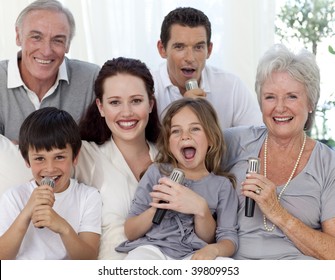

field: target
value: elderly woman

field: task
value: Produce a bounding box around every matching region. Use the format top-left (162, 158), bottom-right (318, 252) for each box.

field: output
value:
top-left (223, 44), bottom-right (335, 259)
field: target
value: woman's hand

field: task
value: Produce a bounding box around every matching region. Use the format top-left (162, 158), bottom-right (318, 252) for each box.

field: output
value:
top-left (241, 173), bottom-right (283, 220)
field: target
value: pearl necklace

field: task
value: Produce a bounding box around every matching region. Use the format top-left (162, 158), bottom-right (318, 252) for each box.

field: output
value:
top-left (263, 133), bottom-right (307, 232)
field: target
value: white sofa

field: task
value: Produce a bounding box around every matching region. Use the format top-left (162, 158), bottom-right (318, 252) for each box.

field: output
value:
top-left (0, 135), bottom-right (32, 197)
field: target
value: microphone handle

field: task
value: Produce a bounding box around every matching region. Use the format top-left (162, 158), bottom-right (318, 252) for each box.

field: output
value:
top-left (152, 168), bottom-right (185, 225)
top-left (38, 177), bottom-right (55, 228)
top-left (245, 158), bottom-right (260, 217)
top-left (245, 197), bottom-right (255, 217)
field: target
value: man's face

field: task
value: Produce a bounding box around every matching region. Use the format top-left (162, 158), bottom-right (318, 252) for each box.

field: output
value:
top-left (158, 24), bottom-right (212, 93)
top-left (16, 9), bottom-right (71, 86)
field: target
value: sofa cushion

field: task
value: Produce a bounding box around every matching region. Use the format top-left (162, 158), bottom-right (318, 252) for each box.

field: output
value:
top-left (0, 135), bottom-right (32, 197)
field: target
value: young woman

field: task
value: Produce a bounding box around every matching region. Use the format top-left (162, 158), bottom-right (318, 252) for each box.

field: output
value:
top-left (74, 57), bottom-right (161, 259)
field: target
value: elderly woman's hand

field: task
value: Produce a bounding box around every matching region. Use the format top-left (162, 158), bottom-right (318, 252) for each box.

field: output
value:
top-left (241, 173), bottom-right (283, 220)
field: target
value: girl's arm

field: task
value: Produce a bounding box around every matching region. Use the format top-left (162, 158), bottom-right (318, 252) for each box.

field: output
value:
top-left (124, 207), bottom-right (156, 241)
top-left (193, 196), bottom-right (216, 243)
top-left (191, 239), bottom-right (236, 260)
top-left (150, 177), bottom-right (216, 243)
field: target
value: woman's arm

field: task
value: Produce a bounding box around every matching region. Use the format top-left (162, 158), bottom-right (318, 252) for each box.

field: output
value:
top-left (243, 173), bottom-right (335, 259)
top-left (274, 208), bottom-right (335, 259)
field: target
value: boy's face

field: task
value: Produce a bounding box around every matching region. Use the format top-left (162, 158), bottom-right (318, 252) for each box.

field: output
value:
top-left (26, 144), bottom-right (78, 192)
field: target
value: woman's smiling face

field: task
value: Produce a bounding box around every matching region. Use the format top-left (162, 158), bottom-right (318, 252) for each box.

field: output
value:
top-left (96, 73), bottom-right (153, 144)
top-left (261, 71), bottom-right (311, 140)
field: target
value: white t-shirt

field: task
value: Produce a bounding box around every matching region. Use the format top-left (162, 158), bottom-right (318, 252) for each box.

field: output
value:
top-left (0, 179), bottom-right (102, 260)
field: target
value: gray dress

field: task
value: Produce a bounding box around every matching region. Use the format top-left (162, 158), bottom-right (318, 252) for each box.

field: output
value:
top-left (223, 126), bottom-right (335, 260)
top-left (116, 163), bottom-right (238, 259)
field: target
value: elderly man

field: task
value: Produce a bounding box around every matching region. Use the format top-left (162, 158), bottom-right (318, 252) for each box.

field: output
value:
top-left (0, 0), bottom-right (100, 142)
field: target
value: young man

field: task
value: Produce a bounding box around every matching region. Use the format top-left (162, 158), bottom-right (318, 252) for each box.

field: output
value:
top-left (152, 7), bottom-right (263, 128)
top-left (0, 0), bottom-right (100, 142)
top-left (0, 107), bottom-right (102, 259)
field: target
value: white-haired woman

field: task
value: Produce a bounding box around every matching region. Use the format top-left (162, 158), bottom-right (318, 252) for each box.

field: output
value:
top-left (223, 44), bottom-right (335, 260)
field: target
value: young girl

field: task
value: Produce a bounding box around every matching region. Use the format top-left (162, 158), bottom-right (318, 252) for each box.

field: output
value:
top-left (116, 98), bottom-right (238, 260)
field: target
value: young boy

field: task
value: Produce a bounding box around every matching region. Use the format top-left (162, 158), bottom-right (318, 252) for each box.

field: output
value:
top-left (0, 107), bottom-right (102, 259)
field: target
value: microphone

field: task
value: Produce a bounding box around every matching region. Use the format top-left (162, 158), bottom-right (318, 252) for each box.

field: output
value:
top-left (38, 177), bottom-right (55, 228)
top-left (185, 78), bottom-right (198, 91)
top-left (152, 168), bottom-right (185, 225)
top-left (245, 157), bottom-right (260, 217)
top-left (41, 177), bottom-right (55, 188)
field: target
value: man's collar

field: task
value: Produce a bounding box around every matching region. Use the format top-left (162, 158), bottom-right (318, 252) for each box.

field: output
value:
top-left (7, 51), bottom-right (69, 89)
top-left (58, 57), bottom-right (69, 83)
top-left (160, 62), bottom-right (210, 93)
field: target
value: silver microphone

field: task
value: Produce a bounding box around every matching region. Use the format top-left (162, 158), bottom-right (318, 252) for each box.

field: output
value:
top-left (152, 168), bottom-right (185, 225)
top-left (41, 177), bottom-right (55, 188)
top-left (38, 177), bottom-right (55, 229)
top-left (245, 157), bottom-right (260, 217)
top-left (185, 78), bottom-right (198, 91)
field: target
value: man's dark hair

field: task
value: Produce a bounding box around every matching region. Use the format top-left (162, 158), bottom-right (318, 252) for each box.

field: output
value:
top-left (160, 7), bottom-right (212, 49)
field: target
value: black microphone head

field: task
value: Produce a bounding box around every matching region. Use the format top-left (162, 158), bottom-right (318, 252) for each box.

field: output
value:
top-left (41, 177), bottom-right (55, 188)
